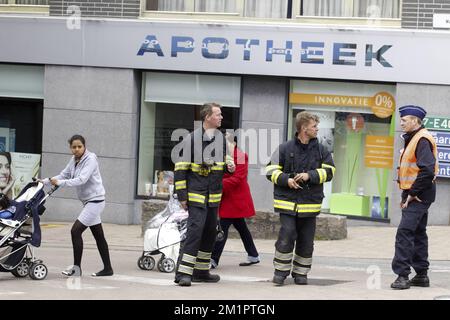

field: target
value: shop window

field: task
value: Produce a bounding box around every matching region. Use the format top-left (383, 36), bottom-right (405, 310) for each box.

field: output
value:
top-left (0, 99), bottom-right (43, 154)
top-left (289, 80), bottom-right (396, 221)
top-left (300, 0), bottom-right (400, 18)
top-left (137, 72), bottom-right (241, 198)
top-left (144, 0), bottom-right (289, 18)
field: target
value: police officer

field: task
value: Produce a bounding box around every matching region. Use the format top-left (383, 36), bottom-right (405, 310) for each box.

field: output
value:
top-left (391, 105), bottom-right (438, 290)
top-left (173, 102), bottom-right (235, 287)
top-left (266, 111), bottom-right (335, 286)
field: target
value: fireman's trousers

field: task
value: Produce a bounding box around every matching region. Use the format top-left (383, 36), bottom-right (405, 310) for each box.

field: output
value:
top-left (273, 213), bottom-right (316, 277)
top-left (176, 205), bottom-right (218, 277)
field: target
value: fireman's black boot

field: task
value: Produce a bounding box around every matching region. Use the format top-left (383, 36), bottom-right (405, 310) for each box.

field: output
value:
top-left (410, 274), bottom-right (430, 287)
top-left (272, 275), bottom-right (286, 286)
top-left (192, 269), bottom-right (220, 283)
top-left (294, 274), bottom-right (308, 285)
top-left (177, 274), bottom-right (192, 287)
top-left (390, 275), bottom-right (410, 290)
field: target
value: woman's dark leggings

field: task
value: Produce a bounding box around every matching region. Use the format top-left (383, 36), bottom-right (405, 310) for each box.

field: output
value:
top-left (71, 220), bottom-right (112, 270)
top-left (211, 218), bottom-right (259, 264)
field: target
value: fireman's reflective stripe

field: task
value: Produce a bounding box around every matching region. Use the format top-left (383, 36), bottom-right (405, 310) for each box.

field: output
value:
top-left (275, 250), bottom-right (293, 261)
top-left (321, 163), bottom-right (336, 176)
top-left (194, 261), bottom-right (210, 270)
top-left (181, 253), bottom-right (197, 265)
top-left (274, 261), bottom-right (292, 271)
top-left (292, 265), bottom-right (310, 275)
top-left (175, 162), bottom-right (191, 171)
top-left (274, 199), bottom-right (295, 211)
top-left (197, 251), bottom-right (211, 260)
top-left (297, 204), bottom-right (321, 213)
top-left (208, 193), bottom-right (222, 203)
top-left (175, 180), bottom-right (187, 190)
top-left (271, 171), bottom-right (283, 184)
top-left (211, 164), bottom-right (224, 171)
top-left (178, 264), bottom-right (194, 275)
top-left (294, 254), bottom-right (313, 266)
top-left (316, 168), bottom-right (327, 184)
top-left (266, 165), bottom-right (283, 174)
top-left (188, 193), bottom-right (206, 204)
top-left (190, 163), bottom-right (202, 172)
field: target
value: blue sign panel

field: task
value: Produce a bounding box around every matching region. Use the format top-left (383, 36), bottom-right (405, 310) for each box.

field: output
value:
top-left (437, 147), bottom-right (450, 164)
top-left (437, 162), bottom-right (450, 178)
top-left (429, 131), bottom-right (450, 147)
top-left (429, 130), bottom-right (450, 178)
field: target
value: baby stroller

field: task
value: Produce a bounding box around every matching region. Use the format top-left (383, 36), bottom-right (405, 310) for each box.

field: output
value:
top-left (137, 194), bottom-right (188, 273)
top-left (0, 181), bottom-right (58, 280)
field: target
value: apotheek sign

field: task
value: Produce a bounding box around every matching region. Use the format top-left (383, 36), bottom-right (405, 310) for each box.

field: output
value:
top-left (424, 116), bottom-right (450, 178)
top-left (1, 17), bottom-right (450, 85)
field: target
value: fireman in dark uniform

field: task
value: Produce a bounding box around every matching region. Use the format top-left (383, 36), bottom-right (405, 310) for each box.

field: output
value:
top-left (266, 111), bottom-right (335, 286)
top-left (391, 105), bottom-right (438, 290)
top-left (173, 102), bottom-right (235, 287)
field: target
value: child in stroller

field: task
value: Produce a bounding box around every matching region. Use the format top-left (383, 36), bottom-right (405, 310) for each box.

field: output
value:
top-left (0, 181), bottom-right (58, 280)
top-left (138, 194), bottom-right (188, 273)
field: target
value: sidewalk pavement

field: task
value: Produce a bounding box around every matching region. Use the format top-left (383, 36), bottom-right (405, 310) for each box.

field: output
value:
top-left (40, 222), bottom-right (450, 261)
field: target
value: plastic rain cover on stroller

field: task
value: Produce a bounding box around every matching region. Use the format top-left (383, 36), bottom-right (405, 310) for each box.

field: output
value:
top-left (137, 194), bottom-right (188, 273)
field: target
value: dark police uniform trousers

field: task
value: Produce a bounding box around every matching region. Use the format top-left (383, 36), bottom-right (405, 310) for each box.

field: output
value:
top-left (392, 200), bottom-right (431, 277)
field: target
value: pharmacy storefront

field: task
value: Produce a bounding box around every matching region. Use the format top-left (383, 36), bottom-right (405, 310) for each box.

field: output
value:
top-left (1, 17), bottom-right (450, 225)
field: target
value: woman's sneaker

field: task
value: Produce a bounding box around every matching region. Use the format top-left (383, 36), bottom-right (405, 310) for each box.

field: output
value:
top-left (62, 265), bottom-right (82, 277)
top-left (91, 268), bottom-right (114, 277)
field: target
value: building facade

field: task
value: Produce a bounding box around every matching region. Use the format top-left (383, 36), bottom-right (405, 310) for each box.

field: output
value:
top-left (1, 0), bottom-right (450, 226)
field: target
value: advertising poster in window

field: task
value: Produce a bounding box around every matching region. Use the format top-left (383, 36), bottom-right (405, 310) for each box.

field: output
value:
top-left (0, 152), bottom-right (41, 199)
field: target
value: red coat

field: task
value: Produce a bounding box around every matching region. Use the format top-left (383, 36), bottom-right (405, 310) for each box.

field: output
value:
top-left (219, 147), bottom-right (256, 219)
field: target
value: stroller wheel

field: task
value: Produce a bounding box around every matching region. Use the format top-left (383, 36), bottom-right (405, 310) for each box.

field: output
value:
top-left (11, 261), bottom-right (30, 278)
top-left (160, 258), bottom-right (175, 273)
top-left (29, 263), bottom-right (48, 280)
top-left (138, 256), bottom-right (155, 271)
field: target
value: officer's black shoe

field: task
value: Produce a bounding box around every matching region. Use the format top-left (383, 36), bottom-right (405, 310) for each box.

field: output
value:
top-left (294, 274), bottom-right (308, 285)
top-left (192, 270), bottom-right (220, 283)
top-left (178, 275), bottom-right (192, 287)
top-left (272, 275), bottom-right (286, 286)
top-left (410, 274), bottom-right (430, 287)
top-left (390, 276), bottom-right (410, 290)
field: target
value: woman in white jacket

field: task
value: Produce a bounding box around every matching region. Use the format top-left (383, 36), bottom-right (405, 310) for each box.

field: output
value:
top-left (43, 135), bottom-right (113, 277)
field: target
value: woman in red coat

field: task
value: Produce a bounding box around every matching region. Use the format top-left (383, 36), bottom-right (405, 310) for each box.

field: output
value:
top-left (211, 133), bottom-right (260, 268)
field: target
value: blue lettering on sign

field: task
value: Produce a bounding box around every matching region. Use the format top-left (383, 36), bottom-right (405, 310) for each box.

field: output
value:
top-left (429, 131), bottom-right (450, 147)
top-left (365, 45), bottom-right (393, 68)
top-left (437, 162), bottom-right (450, 178)
top-left (137, 35), bottom-right (393, 68)
top-left (137, 35), bottom-right (164, 56)
top-left (235, 39), bottom-right (260, 61)
top-left (171, 36), bottom-right (195, 57)
top-left (202, 37), bottom-right (229, 59)
top-left (266, 40), bottom-right (293, 63)
top-left (301, 41), bottom-right (324, 64)
top-left (333, 43), bottom-right (357, 66)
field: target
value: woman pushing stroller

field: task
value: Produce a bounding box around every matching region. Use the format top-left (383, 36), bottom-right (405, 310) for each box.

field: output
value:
top-left (39, 135), bottom-right (113, 277)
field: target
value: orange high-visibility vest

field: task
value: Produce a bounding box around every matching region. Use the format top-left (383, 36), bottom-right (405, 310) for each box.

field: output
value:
top-left (398, 128), bottom-right (439, 190)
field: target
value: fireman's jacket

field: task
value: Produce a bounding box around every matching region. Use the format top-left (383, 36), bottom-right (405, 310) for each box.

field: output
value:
top-left (174, 127), bottom-right (232, 208)
top-left (266, 135), bottom-right (335, 217)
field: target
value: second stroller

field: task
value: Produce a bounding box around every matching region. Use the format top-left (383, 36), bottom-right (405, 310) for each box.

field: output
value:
top-left (137, 194), bottom-right (188, 273)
